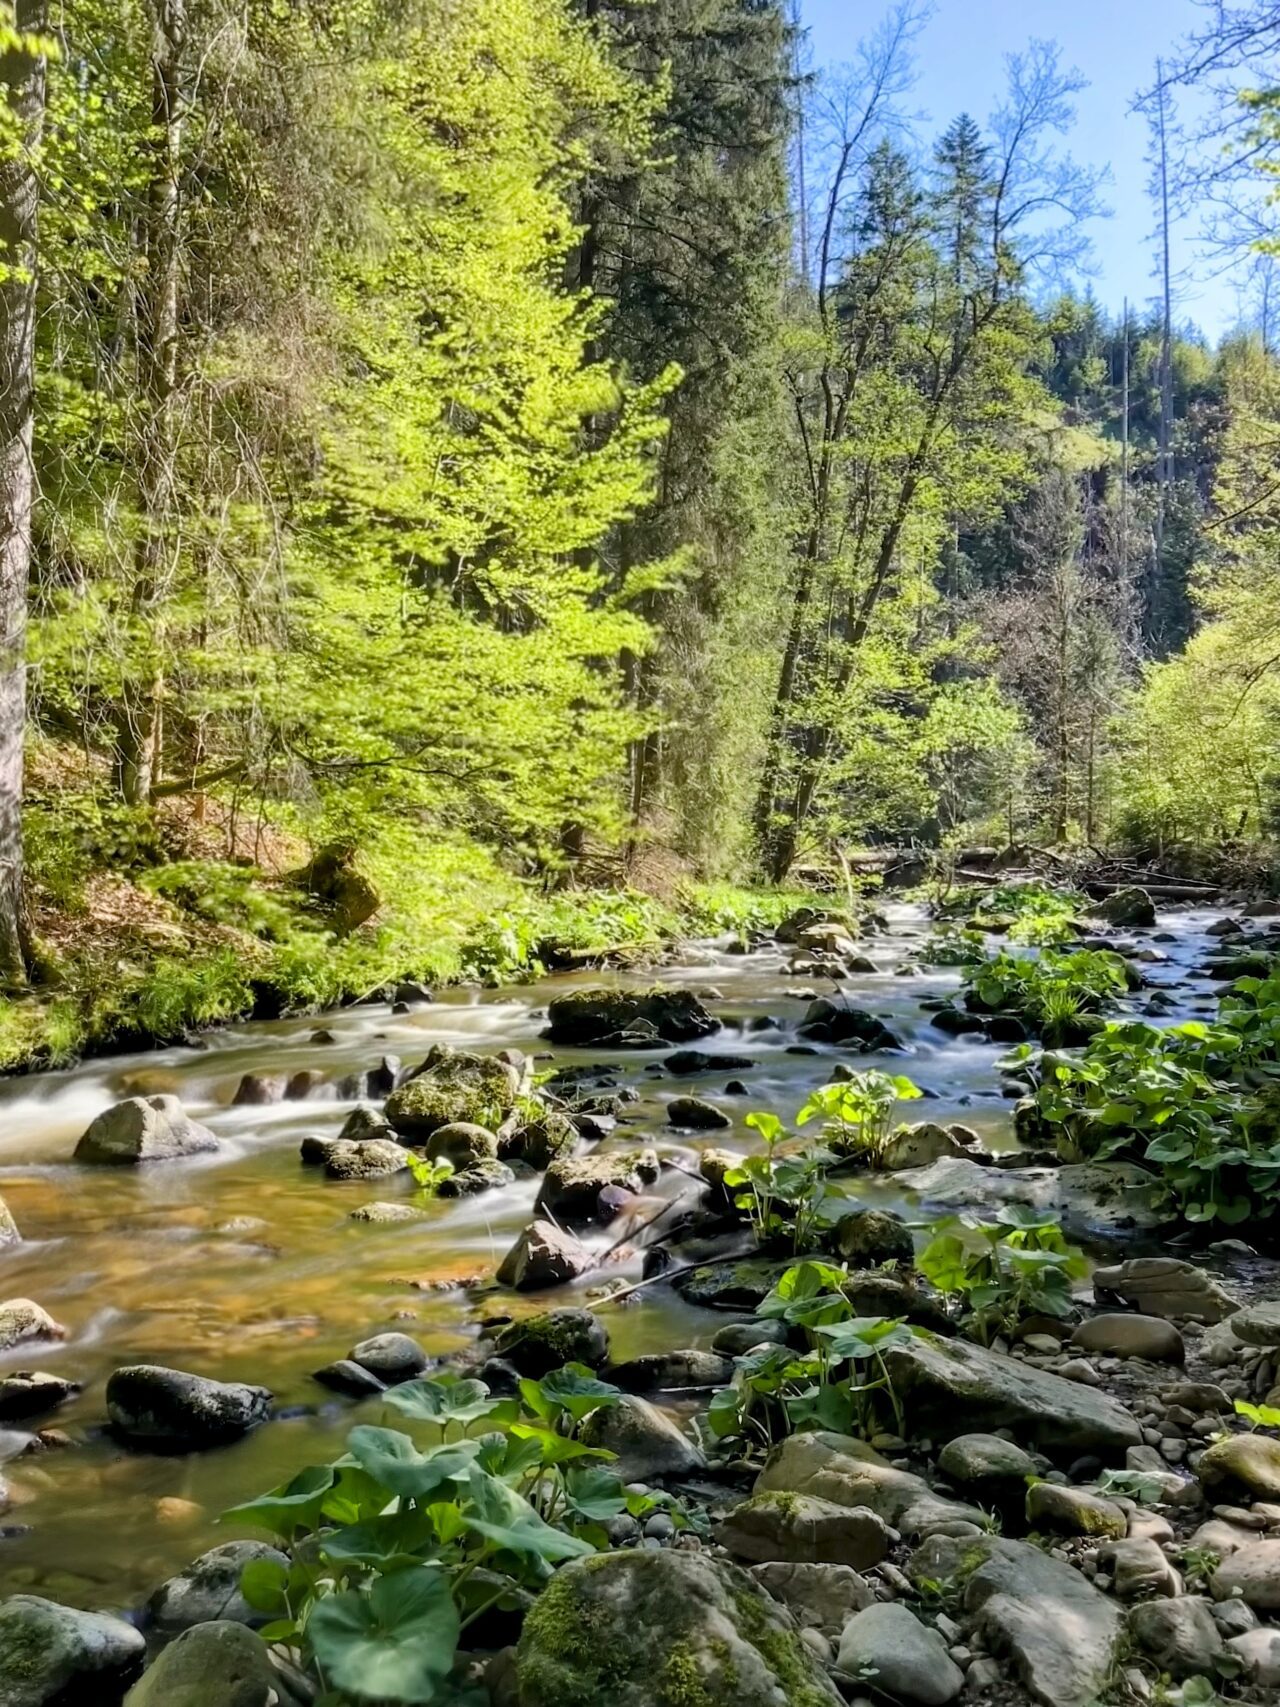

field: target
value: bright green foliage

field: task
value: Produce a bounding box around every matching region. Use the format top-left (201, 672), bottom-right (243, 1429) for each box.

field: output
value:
top-left (963, 947), bottom-right (1129, 1029)
top-left (795, 1074), bottom-right (923, 1166)
top-left (227, 1365), bottom-right (701, 1704)
top-left (1236, 1398), bottom-right (1280, 1430)
top-left (706, 1261), bottom-right (912, 1451)
top-left (916, 1207), bottom-right (1086, 1344)
top-left (724, 1111), bottom-right (849, 1253)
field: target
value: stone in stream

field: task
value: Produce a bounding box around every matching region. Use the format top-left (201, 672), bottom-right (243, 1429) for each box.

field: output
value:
top-left (711, 1318), bottom-right (790, 1356)
top-left (797, 998), bottom-right (903, 1050)
top-left (665, 1096), bottom-right (730, 1130)
top-left (323, 1137), bottom-right (414, 1179)
top-left (74, 1095), bottom-right (219, 1164)
top-left (1092, 1255), bottom-right (1239, 1323)
top-left (893, 1155), bottom-right (1163, 1240)
top-left (836, 1602), bottom-right (964, 1706)
top-left (437, 1159), bottom-right (515, 1195)
top-left (0, 1195), bottom-right (18, 1247)
top-left (665, 1048), bottom-right (756, 1075)
top-left (349, 1331), bottom-right (429, 1384)
top-left (384, 1048), bottom-right (520, 1139)
top-left (423, 1121), bottom-right (498, 1167)
top-left (882, 1122), bottom-right (979, 1171)
top-left (106, 1365), bottom-right (272, 1450)
top-left (492, 1308), bottom-right (609, 1376)
top-left (230, 1072), bottom-right (285, 1106)
top-left (495, 1219), bottom-right (594, 1291)
top-left (881, 1333), bottom-right (1141, 1458)
top-left (501, 1111), bottom-right (578, 1170)
top-left (578, 1394), bottom-right (705, 1482)
top-left (832, 1207), bottom-right (915, 1266)
top-left (1093, 885), bottom-right (1157, 927)
top-left (513, 1549), bottom-right (841, 1707)
top-left (608, 1349), bottom-right (733, 1393)
top-left (534, 1150), bottom-right (660, 1225)
top-left (0, 1371), bottom-right (78, 1422)
top-left (312, 1358), bottom-right (387, 1398)
top-left (671, 1258), bottom-right (949, 1330)
top-left (1024, 1481), bottom-right (1127, 1540)
top-left (719, 1491), bottom-right (892, 1570)
top-left (545, 987), bottom-right (720, 1048)
top-left (336, 1102), bottom-right (395, 1143)
top-left (347, 1200), bottom-right (424, 1223)
top-left (0, 1300), bottom-right (66, 1354)
top-left (1070, 1313), bottom-right (1186, 1362)
top-left (148, 1540), bottom-right (289, 1635)
top-left (0, 1595), bottom-right (146, 1706)
top-left (124, 1621), bottom-right (277, 1707)
top-left (911, 1534), bottom-right (1123, 1707)
top-left (755, 1433), bottom-right (986, 1538)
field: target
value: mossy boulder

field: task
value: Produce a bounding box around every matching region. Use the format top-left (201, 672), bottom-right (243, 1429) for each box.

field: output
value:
top-left (0, 1595), bottom-right (145, 1706)
top-left (513, 1549), bottom-right (842, 1707)
top-left (718, 1490), bottom-right (891, 1570)
top-left (1094, 885), bottom-right (1156, 928)
top-left (1024, 1481), bottom-right (1127, 1540)
top-left (534, 1149), bottom-right (660, 1224)
top-left (1199, 1432), bottom-right (1280, 1502)
top-left (0, 1299), bottom-right (66, 1354)
top-left (424, 1122), bottom-right (499, 1168)
top-left (124, 1621), bottom-right (276, 1707)
top-left (437, 1159), bottom-right (515, 1196)
top-left (384, 1049), bottom-right (519, 1139)
top-left (494, 1308), bottom-right (609, 1376)
top-left (504, 1112), bottom-right (579, 1171)
top-left (545, 987), bottom-right (720, 1048)
top-left (832, 1207), bottom-right (914, 1267)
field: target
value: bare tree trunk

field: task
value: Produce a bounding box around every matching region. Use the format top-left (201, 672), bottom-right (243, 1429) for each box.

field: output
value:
top-left (118, 0), bottom-right (185, 805)
top-left (0, 0), bottom-right (48, 982)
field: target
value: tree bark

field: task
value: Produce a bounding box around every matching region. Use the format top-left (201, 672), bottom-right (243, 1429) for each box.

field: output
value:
top-left (0, 0), bottom-right (48, 982)
top-left (118, 0), bottom-right (185, 805)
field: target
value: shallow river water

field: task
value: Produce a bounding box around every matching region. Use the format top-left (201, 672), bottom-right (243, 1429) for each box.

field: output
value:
top-left (0, 902), bottom-right (1229, 1611)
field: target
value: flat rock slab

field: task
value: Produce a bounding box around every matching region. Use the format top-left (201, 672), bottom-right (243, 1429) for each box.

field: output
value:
top-left (892, 1156), bottom-right (1162, 1239)
top-left (883, 1332), bottom-right (1141, 1460)
top-left (755, 1431), bottom-right (986, 1537)
top-left (1092, 1256), bottom-right (1239, 1324)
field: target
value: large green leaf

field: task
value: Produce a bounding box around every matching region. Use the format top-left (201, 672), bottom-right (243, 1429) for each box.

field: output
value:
top-left (384, 1376), bottom-right (499, 1427)
top-left (223, 1464), bottom-right (340, 1537)
top-left (308, 1567), bottom-right (460, 1704)
top-left (461, 1470), bottom-right (596, 1562)
top-left (347, 1427), bottom-right (479, 1501)
top-left (520, 1365), bottom-right (621, 1425)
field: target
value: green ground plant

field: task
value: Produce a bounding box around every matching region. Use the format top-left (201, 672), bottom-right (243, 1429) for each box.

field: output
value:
top-left (963, 946), bottom-right (1129, 1030)
top-left (915, 1206), bottom-right (1087, 1343)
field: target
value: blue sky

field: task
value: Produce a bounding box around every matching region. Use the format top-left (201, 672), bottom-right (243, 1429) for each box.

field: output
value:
top-left (800, 0), bottom-right (1241, 341)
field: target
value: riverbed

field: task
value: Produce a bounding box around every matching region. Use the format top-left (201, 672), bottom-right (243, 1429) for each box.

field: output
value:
top-left (0, 901), bottom-right (1231, 1611)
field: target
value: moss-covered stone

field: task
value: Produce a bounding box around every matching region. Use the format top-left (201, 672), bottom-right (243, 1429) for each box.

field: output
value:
top-left (384, 1050), bottom-right (518, 1138)
top-left (514, 1550), bottom-right (841, 1707)
top-left (494, 1307), bottom-right (609, 1376)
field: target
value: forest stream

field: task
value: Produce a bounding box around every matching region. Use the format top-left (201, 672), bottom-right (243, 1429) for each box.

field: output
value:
top-left (0, 899), bottom-right (1255, 1616)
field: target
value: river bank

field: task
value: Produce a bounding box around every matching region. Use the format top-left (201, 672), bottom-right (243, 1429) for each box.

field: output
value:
top-left (1, 891), bottom-right (1280, 1705)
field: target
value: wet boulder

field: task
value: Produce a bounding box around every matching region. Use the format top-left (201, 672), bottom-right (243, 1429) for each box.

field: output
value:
top-left (534, 1150), bottom-right (660, 1226)
top-left (666, 1096), bottom-right (730, 1130)
top-left (230, 1073), bottom-right (284, 1107)
top-left (74, 1095), bottom-right (219, 1165)
top-left (665, 1048), bottom-right (755, 1075)
top-left (578, 1394), bottom-right (704, 1483)
top-left (798, 997), bottom-right (902, 1050)
top-left (502, 1111), bottom-right (578, 1171)
top-left (437, 1159), bottom-right (515, 1195)
top-left (882, 1122), bottom-right (978, 1171)
top-left (832, 1207), bottom-right (915, 1267)
top-left (514, 1550), bottom-right (841, 1707)
top-left (148, 1540), bottom-right (289, 1635)
top-left (1093, 885), bottom-right (1156, 927)
top-left (0, 1300), bottom-right (66, 1354)
top-left (322, 1138), bottom-right (413, 1180)
top-left (495, 1220), bottom-right (594, 1291)
top-left (424, 1122), bottom-right (498, 1168)
top-left (0, 1595), bottom-right (145, 1705)
top-left (384, 1048), bottom-right (519, 1139)
top-left (124, 1620), bottom-right (277, 1707)
top-left (106, 1366), bottom-right (272, 1450)
top-left (311, 1359), bottom-right (386, 1398)
top-left (349, 1331), bottom-right (429, 1384)
top-left (545, 987), bottom-right (719, 1047)
top-left (0, 1371), bottom-right (78, 1422)
top-left (336, 1103), bottom-right (396, 1143)
top-left (493, 1307), bottom-right (609, 1376)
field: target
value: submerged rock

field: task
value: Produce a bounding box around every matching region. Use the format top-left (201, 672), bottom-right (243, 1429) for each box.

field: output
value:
top-left (0, 1595), bottom-right (145, 1706)
top-left (437, 1159), bottom-right (515, 1195)
top-left (106, 1365), bottom-right (272, 1450)
top-left (798, 998), bottom-right (902, 1051)
top-left (514, 1549), bottom-right (841, 1707)
top-left (882, 1332), bottom-right (1141, 1458)
top-left (74, 1095), bottom-right (219, 1164)
top-left (148, 1541), bottom-right (289, 1635)
top-left (0, 1372), bottom-right (78, 1422)
top-left (545, 987), bottom-right (719, 1047)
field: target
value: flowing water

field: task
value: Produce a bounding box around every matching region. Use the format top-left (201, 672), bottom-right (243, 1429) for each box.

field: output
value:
top-left (0, 902), bottom-right (1228, 1612)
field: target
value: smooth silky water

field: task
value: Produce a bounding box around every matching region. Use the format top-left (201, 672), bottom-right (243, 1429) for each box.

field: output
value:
top-left (0, 903), bottom-right (1223, 1609)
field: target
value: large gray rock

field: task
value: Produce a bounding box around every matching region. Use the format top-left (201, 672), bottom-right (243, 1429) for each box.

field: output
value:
top-left (106, 1366), bottom-right (272, 1450)
top-left (1211, 1539), bottom-right (1280, 1610)
top-left (1199, 1431), bottom-right (1280, 1501)
top-left (384, 1049), bottom-right (519, 1139)
top-left (892, 1156), bottom-right (1163, 1240)
top-left (719, 1492), bottom-right (891, 1570)
top-left (1127, 1598), bottom-right (1227, 1680)
top-left (836, 1603), bottom-right (963, 1705)
top-left (1070, 1313), bottom-right (1185, 1363)
top-left (755, 1432), bottom-right (986, 1537)
top-left (74, 1095), bottom-right (219, 1164)
top-left (148, 1541), bottom-right (288, 1635)
top-left (124, 1621), bottom-right (276, 1707)
top-left (495, 1220), bottom-right (593, 1291)
top-left (1094, 886), bottom-right (1156, 927)
top-left (1091, 1256), bottom-right (1238, 1324)
top-left (578, 1395), bottom-right (704, 1483)
top-left (0, 1301), bottom-right (66, 1354)
top-left (931, 1536), bottom-right (1123, 1707)
top-left (883, 1332), bottom-right (1140, 1459)
top-left (749, 1561), bottom-right (875, 1635)
top-left (545, 988), bottom-right (719, 1047)
top-left (514, 1549), bottom-right (840, 1706)
top-left (0, 1595), bottom-right (145, 1706)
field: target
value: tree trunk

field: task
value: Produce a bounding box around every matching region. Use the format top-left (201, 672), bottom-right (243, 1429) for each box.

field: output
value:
top-left (0, 0), bottom-right (48, 982)
top-left (118, 0), bottom-right (185, 805)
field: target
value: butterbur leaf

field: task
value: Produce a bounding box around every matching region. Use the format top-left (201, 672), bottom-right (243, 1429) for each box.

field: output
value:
top-left (384, 1376), bottom-right (496, 1427)
top-left (707, 1385), bottom-right (743, 1439)
top-left (461, 1469), bottom-right (595, 1561)
top-left (308, 1566), bottom-right (460, 1704)
top-left (563, 1465), bottom-right (628, 1520)
top-left (347, 1427), bottom-right (479, 1500)
top-left (223, 1464), bottom-right (340, 1537)
top-left (745, 1110), bottom-right (784, 1144)
top-left (506, 1423), bottom-right (610, 1466)
top-left (239, 1557), bottom-right (288, 1613)
top-left (533, 1365), bottom-right (622, 1424)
